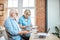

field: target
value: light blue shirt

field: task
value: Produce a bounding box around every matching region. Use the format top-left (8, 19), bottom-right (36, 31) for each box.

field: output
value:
top-left (18, 15), bottom-right (31, 30)
top-left (18, 16), bottom-right (31, 37)
top-left (4, 17), bottom-right (22, 40)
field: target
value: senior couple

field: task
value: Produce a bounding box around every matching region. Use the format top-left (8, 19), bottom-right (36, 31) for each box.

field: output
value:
top-left (4, 9), bottom-right (32, 40)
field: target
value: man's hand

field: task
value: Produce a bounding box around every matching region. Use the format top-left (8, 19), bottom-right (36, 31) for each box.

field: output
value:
top-left (22, 26), bottom-right (26, 29)
top-left (18, 31), bottom-right (29, 34)
top-left (23, 31), bottom-right (29, 34)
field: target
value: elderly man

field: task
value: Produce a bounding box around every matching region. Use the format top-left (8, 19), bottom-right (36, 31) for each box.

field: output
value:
top-left (18, 9), bottom-right (32, 40)
top-left (4, 9), bottom-right (29, 40)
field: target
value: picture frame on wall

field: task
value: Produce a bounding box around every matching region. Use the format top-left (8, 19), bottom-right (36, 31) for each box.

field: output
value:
top-left (0, 4), bottom-right (4, 16)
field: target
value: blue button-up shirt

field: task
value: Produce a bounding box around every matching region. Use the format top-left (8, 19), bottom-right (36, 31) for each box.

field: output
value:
top-left (4, 17), bottom-right (22, 40)
top-left (18, 16), bottom-right (31, 37)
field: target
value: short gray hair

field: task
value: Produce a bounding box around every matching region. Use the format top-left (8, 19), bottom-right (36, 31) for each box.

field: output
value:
top-left (9, 9), bottom-right (18, 16)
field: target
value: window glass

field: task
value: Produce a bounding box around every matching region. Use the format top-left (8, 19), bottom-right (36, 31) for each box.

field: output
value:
top-left (8, 0), bottom-right (18, 7)
top-left (23, 0), bottom-right (35, 7)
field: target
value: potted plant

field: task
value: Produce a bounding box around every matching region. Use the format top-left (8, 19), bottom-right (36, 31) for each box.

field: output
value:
top-left (52, 26), bottom-right (60, 38)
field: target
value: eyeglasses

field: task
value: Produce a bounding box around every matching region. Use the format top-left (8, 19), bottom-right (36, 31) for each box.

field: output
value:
top-left (15, 13), bottom-right (18, 16)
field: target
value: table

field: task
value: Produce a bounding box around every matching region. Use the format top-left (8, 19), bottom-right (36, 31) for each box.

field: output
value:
top-left (29, 33), bottom-right (60, 40)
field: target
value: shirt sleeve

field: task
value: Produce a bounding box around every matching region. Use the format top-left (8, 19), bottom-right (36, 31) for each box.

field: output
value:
top-left (4, 19), bottom-right (19, 35)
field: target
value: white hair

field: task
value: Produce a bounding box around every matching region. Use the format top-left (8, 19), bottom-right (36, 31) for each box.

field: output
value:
top-left (9, 9), bottom-right (18, 16)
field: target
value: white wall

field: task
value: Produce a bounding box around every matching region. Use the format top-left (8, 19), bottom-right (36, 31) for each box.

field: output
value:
top-left (59, 0), bottom-right (60, 23)
top-left (47, 0), bottom-right (59, 33)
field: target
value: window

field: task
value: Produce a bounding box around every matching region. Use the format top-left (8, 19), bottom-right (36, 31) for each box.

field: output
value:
top-left (7, 0), bottom-right (18, 17)
top-left (23, 0), bottom-right (35, 7)
top-left (8, 0), bottom-right (18, 7)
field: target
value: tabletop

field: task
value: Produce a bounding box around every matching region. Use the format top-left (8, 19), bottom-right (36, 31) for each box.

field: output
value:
top-left (29, 33), bottom-right (60, 40)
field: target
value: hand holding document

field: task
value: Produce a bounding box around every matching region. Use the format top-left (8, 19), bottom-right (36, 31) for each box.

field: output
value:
top-left (28, 26), bottom-right (38, 33)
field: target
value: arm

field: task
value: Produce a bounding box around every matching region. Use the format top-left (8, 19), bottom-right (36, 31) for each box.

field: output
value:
top-left (4, 19), bottom-right (19, 35)
top-left (19, 24), bottom-right (26, 29)
top-left (18, 18), bottom-right (26, 29)
top-left (18, 31), bottom-right (29, 35)
top-left (5, 19), bottom-right (29, 35)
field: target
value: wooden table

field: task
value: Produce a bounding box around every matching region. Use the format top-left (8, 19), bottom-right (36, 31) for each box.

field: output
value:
top-left (29, 33), bottom-right (60, 40)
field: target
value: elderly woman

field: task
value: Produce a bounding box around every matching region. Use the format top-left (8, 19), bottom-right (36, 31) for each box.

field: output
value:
top-left (18, 9), bottom-right (32, 40)
top-left (4, 9), bottom-right (29, 40)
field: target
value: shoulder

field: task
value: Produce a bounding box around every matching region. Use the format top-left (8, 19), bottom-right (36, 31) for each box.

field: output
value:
top-left (4, 17), bottom-right (11, 26)
top-left (5, 17), bottom-right (10, 22)
top-left (19, 16), bottom-right (24, 20)
top-left (5, 17), bottom-right (12, 23)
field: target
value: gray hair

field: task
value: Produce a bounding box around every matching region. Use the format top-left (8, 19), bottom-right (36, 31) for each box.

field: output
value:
top-left (9, 9), bottom-right (18, 16)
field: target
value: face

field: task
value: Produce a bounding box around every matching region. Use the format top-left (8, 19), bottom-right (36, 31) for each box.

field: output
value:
top-left (24, 12), bottom-right (31, 19)
top-left (12, 13), bottom-right (18, 19)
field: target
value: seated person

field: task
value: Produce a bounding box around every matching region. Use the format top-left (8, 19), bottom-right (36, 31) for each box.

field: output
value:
top-left (18, 9), bottom-right (32, 40)
top-left (4, 9), bottom-right (29, 40)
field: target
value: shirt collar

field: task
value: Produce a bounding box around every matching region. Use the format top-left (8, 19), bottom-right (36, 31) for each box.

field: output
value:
top-left (23, 15), bottom-right (30, 19)
top-left (9, 17), bottom-right (15, 20)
